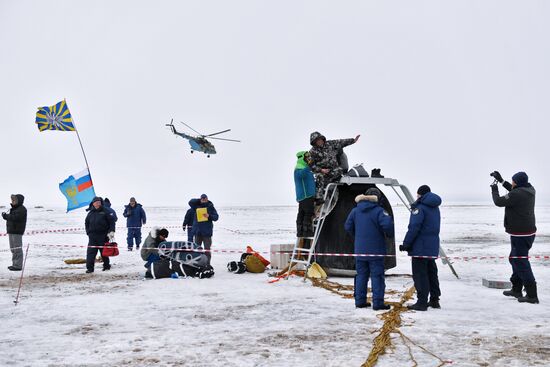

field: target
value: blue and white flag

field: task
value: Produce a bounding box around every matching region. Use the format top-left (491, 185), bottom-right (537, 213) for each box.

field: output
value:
top-left (59, 169), bottom-right (95, 212)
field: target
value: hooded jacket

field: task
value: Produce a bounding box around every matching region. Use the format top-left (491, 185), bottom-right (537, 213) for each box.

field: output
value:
top-left (141, 227), bottom-right (163, 261)
top-left (85, 199), bottom-right (116, 237)
top-left (123, 203), bottom-right (146, 228)
top-left (308, 132), bottom-right (355, 174)
top-left (294, 151), bottom-right (316, 202)
top-left (103, 200), bottom-right (118, 223)
top-left (3, 194), bottom-right (27, 235)
top-left (344, 195), bottom-right (394, 256)
top-left (188, 199), bottom-right (219, 237)
top-left (492, 181), bottom-right (536, 235)
top-left (402, 192), bottom-right (442, 257)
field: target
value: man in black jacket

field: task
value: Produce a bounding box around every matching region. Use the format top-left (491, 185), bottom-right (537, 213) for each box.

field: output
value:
top-left (491, 171), bottom-right (538, 304)
top-left (85, 196), bottom-right (116, 273)
top-left (2, 194), bottom-right (27, 271)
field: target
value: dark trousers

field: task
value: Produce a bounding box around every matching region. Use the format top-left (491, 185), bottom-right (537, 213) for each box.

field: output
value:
top-left (297, 197), bottom-right (315, 237)
top-left (411, 258), bottom-right (441, 306)
top-left (86, 235), bottom-right (110, 271)
top-left (355, 258), bottom-right (385, 307)
top-left (195, 235), bottom-right (212, 264)
top-left (186, 227), bottom-right (194, 242)
top-left (127, 228), bottom-right (142, 248)
top-left (510, 235), bottom-right (536, 284)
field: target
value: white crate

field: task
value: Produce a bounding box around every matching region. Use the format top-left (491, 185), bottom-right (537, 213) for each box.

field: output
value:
top-left (482, 278), bottom-right (512, 289)
top-left (270, 244), bottom-right (294, 269)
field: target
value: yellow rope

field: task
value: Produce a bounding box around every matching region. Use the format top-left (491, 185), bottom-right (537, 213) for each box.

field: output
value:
top-left (397, 331), bottom-right (450, 367)
top-left (361, 286), bottom-right (416, 367)
top-left (298, 277), bottom-right (450, 367)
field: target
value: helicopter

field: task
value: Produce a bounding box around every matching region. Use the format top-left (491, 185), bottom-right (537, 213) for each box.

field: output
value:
top-left (166, 119), bottom-right (241, 157)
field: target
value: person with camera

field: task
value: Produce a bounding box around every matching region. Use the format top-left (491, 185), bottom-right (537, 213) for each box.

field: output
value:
top-left (490, 171), bottom-right (538, 304)
top-left (400, 185), bottom-right (442, 311)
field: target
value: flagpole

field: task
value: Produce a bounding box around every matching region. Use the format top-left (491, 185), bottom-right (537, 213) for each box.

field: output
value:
top-left (74, 127), bottom-right (93, 181)
top-left (67, 99), bottom-right (94, 187)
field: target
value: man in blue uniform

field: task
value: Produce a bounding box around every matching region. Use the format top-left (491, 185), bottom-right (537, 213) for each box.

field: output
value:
top-left (189, 194), bottom-right (219, 265)
top-left (123, 197), bottom-right (147, 251)
top-left (400, 185), bottom-right (442, 311)
top-left (345, 188), bottom-right (394, 310)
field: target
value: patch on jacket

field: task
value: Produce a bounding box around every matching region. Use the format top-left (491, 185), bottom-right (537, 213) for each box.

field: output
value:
top-left (412, 209), bottom-right (420, 215)
top-left (383, 210), bottom-right (390, 216)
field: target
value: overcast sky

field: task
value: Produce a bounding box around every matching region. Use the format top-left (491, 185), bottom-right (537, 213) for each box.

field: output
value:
top-left (1, 1), bottom-right (549, 207)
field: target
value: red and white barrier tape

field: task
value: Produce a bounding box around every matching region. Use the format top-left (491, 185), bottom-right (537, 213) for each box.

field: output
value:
top-left (0, 225), bottom-right (184, 237)
top-left (2, 243), bottom-right (549, 261)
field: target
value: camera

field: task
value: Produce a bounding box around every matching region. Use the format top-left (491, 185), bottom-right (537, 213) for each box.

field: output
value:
top-left (490, 171), bottom-right (503, 183)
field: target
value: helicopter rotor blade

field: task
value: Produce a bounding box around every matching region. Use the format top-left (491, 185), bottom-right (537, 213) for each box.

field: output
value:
top-left (165, 118), bottom-right (176, 132)
top-left (204, 129), bottom-right (231, 137)
top-left (208, 137), bottom-right (241, 143)
top-left (178, 121), bottom-right (203, 136)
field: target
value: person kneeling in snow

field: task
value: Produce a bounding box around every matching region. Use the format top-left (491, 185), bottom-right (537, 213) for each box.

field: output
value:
top-left (141, 227), bottom-right (169, 268)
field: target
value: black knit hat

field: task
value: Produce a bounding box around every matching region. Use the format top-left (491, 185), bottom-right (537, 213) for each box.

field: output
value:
top-left (158, 228), bottom-right (169, 238)
top-left (512, 172), bottom-right (528, 187)
top-left (417, 185), bottom-right (431, 196)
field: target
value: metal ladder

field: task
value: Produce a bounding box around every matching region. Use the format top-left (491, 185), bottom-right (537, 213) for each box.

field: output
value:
top-left (286, 183), bottom-right (340, 279)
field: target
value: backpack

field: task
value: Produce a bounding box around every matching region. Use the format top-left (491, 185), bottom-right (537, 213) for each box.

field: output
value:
top-left (347, 164), bottom-right (369, 177)
top-left (227, 261), bottom-right (247, 274)
top-left (245, 255), bottom-right (266, 273)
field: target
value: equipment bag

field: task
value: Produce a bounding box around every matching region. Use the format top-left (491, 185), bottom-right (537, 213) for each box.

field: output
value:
top-left (245, 255), bottom-right (266, 273)
top-left (148, 259), bottom-right (215, 279)
top-left (227, 261), bottom-right (247, 274)
top-left (102, 242), bottom-right (120, 257)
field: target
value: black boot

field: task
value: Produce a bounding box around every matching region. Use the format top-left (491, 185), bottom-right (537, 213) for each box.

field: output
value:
top-left (503, 278), bottom-right (523, 298)
top-left (428, 298), bottom-right (441, 309)
top-left (371, 168), bottom-right (384, 178)
top-left (355, 302), bottom-right (371, 308)
top-left (407, 302), bottom-right (428, 311)
top-left (518, 282), bottom-right (539, 304)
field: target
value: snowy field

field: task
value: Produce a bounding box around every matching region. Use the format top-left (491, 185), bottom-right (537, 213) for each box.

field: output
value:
top-left (1, 203), bottom-right (549, 367)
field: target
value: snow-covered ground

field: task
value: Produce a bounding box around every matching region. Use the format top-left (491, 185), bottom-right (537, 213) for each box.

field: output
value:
top-left (1, 204), bottom-right (549, 366)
